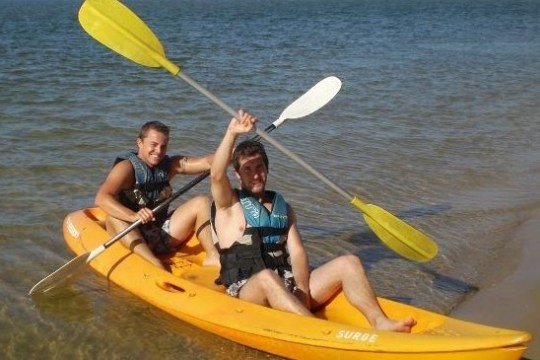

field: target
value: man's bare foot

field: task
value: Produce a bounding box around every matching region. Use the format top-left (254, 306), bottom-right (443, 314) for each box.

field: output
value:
top-left (374, 317), bottom-right (417, 333)
top-left (203, 253), bottom-right (220, 267)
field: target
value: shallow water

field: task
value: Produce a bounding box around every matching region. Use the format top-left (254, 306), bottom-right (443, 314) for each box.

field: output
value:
top-left (2, 0), bottom-right (539, 358)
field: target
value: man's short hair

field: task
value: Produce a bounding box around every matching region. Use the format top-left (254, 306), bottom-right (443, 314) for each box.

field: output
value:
top-left (232, 140), bottom-right (269, 171)
top-left (138, 121), bottom-right (170, 139)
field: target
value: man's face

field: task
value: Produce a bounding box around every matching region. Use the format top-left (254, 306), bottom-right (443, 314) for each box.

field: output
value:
top-left (235, 153), bottom-right (268, 196)
top-left (136, 129), bottom-right (169, 167)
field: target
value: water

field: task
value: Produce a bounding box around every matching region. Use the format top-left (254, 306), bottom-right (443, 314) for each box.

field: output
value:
top-left (1, 0), bottom-right (539, 358)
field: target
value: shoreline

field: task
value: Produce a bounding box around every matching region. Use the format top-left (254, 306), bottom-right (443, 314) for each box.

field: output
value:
top-left (451, 210), bottom-right (540, 360)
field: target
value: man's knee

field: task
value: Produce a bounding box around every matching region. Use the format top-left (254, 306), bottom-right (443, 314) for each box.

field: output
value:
top-left (192, 195), bottom-right (211, 210)
top-left (105, 216), bottom-right (136, 238)
top-left (339, 254), bottom-right (365, 272)
top-left (105, 215), bottom-right (124, 230)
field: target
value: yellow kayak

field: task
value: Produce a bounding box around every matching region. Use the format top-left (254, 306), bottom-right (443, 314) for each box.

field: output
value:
top-left (63, 207), bottom-right (532, 360)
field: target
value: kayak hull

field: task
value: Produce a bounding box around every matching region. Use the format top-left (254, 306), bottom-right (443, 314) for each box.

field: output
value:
top-left (63, 207), bottom-right (532, 360)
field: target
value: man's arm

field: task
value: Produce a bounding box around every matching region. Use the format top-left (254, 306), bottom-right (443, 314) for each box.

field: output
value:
top-left (95, 160), bottom-right (154, 224)
top-left (211, 110), bottom-right (256, 210)
top-left (286, 205), bottom-right (312, 308)
top-left (170, 153), bottom-right (215, 176)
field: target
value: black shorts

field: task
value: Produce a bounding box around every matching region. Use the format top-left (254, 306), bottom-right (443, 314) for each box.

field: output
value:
top-left (139, 219), bottom-right (174, 254)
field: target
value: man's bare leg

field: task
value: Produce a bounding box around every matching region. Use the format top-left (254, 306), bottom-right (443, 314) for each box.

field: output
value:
top-left (309, 255), bottom-right (416, 332)
top-left (195, 219), bottom-right (220, 267)
top-left (239, 270), bottom-right (313, 316)
top-left (106, 217), bottom-right (165, 269)
top-left (168, 195), bottom-right (220, 266)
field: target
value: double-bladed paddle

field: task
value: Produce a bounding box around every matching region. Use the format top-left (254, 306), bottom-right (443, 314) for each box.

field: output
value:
top-left (28, 76), bottom-right (342, 295)
top-left (79, 0), bottom-right (438, 262)
top-left (76, 0), bottom-right (438, 263)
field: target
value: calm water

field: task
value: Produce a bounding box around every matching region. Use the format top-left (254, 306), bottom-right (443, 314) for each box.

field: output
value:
top-left (1, 0), bottom-right (539, 358)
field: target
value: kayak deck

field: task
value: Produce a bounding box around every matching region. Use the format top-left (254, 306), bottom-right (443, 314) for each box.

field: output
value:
top-left (63, 207), bottom-right (532, 360)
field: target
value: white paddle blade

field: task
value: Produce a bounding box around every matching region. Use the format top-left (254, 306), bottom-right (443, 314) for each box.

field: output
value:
top-left (28, 252), bottom-right (91, 295)
top-left (273, 76), bottom-right (342, 127)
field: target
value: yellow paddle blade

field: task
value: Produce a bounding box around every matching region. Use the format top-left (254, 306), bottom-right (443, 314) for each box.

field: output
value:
top-left (351, 197), bottom-right (438, 262)
top-left (79, 0), bottom-right (180, 74)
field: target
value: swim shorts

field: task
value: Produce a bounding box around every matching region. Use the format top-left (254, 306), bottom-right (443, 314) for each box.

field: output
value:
top-left (139, 219), bottom-right (174, 254)
top-left (225, 269), bottom-right (298, 297)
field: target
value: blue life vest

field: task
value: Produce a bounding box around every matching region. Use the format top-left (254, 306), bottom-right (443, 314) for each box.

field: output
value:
top-left (238, 190), bottom-right (288, 244)
top-left (115, 151), bottom-right (173, 224)
top-left (215, 190), bottom-right (291, 287)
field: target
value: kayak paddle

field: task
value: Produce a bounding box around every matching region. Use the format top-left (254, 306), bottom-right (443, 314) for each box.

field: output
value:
top-left (28, 76), bottom-right (342, 295)
top-left (77, 0), bottom-right (438, 262)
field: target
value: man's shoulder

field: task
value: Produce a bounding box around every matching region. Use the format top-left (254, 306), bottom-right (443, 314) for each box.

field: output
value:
top-left (110, 159), bottom-right (135, 179)
top-left (113, 158), bottom-right (133, 168)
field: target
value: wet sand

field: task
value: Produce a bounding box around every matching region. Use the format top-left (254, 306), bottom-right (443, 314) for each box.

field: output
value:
top-left (452, 209), bottom-right (540, 360)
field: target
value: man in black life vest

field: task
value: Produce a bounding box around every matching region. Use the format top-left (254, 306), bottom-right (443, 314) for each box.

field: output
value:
top-left (95, 121), bottom-right (219, 269)
top-left (210, 110), bottom-right (416, 332)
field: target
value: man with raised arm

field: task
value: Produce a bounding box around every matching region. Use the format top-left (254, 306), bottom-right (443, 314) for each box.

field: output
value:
top-left (210, 110), bottom-right (416, 332)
